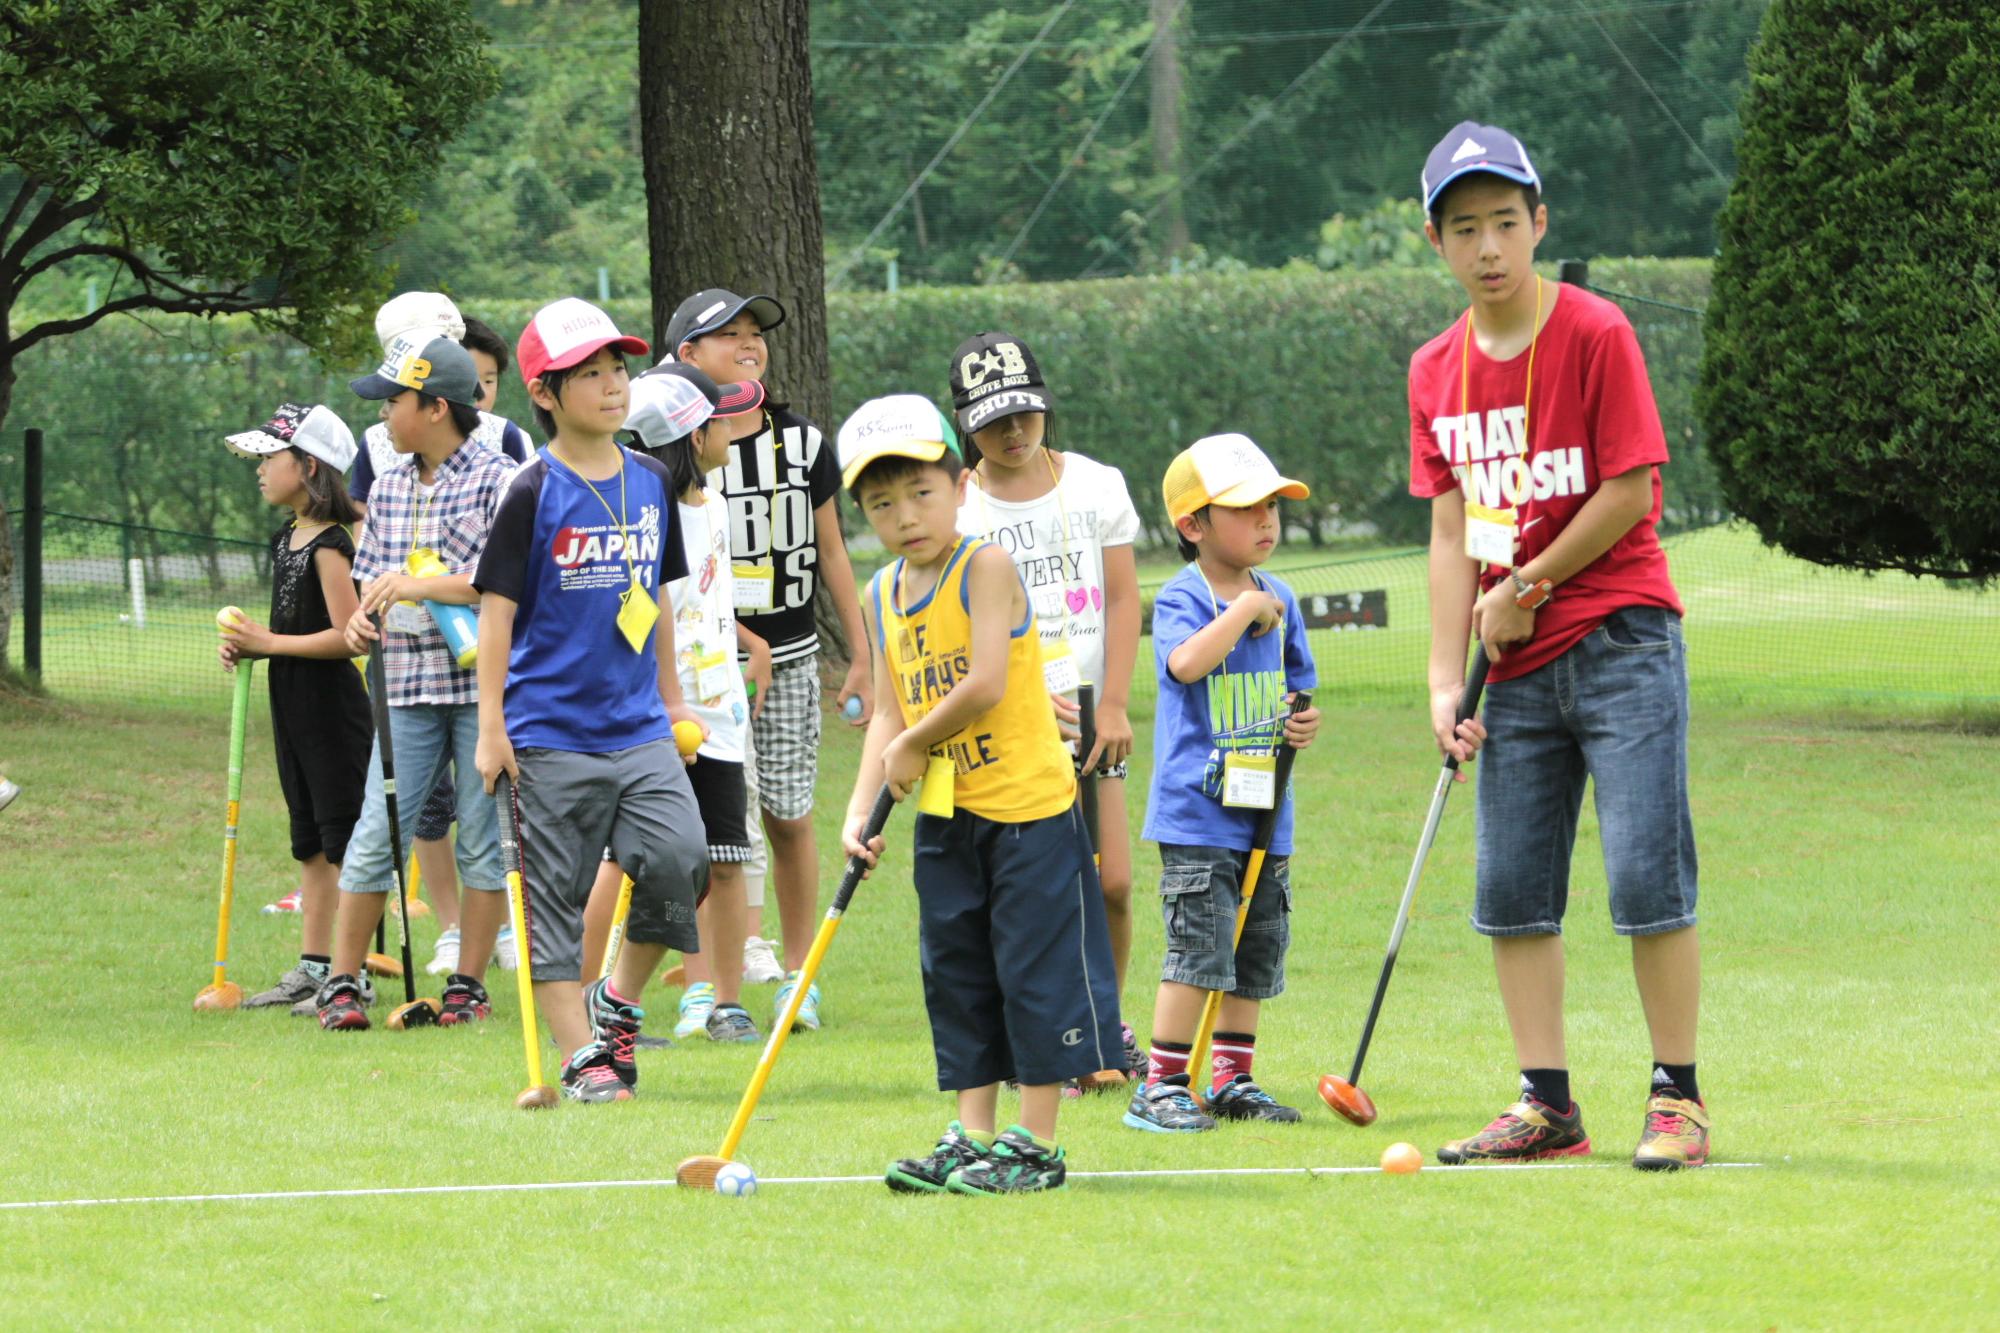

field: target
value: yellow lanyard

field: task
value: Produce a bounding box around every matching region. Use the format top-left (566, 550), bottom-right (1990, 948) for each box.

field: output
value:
top-left (407, 486), bottom-right (436, 560)
top-left (1459, 273), bottom-right (1544, 504)
top-left (554, 446), bottom-right (639, 585)
top-left (1194, 565), bottom-right (1284, 742)
top-left (972, 448), bottom-right (1073, 641)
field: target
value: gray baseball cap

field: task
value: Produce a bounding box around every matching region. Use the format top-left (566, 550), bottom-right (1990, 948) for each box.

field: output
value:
top-left (663, 288), bottom-right (786, 359)
top-left (349, 333), bottom-right (482, 407)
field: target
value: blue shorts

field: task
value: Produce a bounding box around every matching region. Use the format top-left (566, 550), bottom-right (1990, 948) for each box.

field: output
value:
top-left (1474, 606), bottom-right (1699, 937)
top-left (913, 804), bottom-right (1123, 1089)
top-left (1156, 843), bottom-right (1291, 999)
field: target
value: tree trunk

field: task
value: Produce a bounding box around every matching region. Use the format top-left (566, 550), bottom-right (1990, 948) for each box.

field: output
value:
top-left (637, 0), bottom-right (849, 662)
top-left (637, 0), bottom-right (831, 434)
top-left (1149, 0), bottom-right (1190, 260)
top-left (0, 347), bottom-right (15, 670)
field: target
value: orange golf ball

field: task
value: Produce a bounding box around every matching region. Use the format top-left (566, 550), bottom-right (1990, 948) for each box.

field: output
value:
top-left (1381, 1142), bottom-right (1423, 1174)
top-left (673, 720), bottom-right (704, 757)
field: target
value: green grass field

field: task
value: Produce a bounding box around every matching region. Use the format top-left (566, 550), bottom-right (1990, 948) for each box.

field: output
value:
top-left (16, 522), bottom-right (1999, 715)
top-left (2, 677), bottom-right (1995, 1326)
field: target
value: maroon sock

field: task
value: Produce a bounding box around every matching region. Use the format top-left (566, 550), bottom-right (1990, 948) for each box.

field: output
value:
top-left (1147, 1039), bottom-right (1192, 1086)
top-left (1211, 1030), bottom-right (1256, 1094)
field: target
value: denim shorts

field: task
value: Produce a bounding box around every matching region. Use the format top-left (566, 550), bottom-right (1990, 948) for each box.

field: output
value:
top-left (1156, 843), bottom-right (1291, 999)
top-left (1474, 606), bottom-right (1699, 938)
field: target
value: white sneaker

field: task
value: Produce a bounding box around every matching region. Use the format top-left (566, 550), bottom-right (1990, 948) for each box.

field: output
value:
top-left (0, 777), bottom-right (18, 814)
top-left (495, 925), bottom-right (519, 971)
top-left (743, 935), bottom-right (783, 984)
top-left (425, 927), bottom-right (461, 977)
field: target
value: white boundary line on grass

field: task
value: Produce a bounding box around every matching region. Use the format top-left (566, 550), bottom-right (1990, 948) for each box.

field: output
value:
top-left (0, 1162), bottom-right (1762, 1211)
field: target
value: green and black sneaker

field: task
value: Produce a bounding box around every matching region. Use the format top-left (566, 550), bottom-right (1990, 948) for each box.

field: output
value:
top-left (945, 1126), bottom-right (1066, 1196)
top-left (885, 1121), bottom-right (989, 1194)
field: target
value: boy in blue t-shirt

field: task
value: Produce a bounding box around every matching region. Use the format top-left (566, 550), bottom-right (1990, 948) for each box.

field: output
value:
top-left (473, 298), bottom-right (708, 1104)
top-left (1126, 434), bottom-right (1322, 1134)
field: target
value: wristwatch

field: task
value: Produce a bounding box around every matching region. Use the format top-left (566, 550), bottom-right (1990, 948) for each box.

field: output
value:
top-left (1510, 571), bottom-right (1554, 610)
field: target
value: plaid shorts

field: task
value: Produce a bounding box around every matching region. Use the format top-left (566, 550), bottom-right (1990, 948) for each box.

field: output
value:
top-left (749, 655), bottom-right (822, 820)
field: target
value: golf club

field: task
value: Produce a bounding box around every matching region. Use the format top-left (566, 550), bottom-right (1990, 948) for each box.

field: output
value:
top-left (365, 623), bottom-right (438, 1031)
top-left (598, 875), bottom-right (635, 980)
top-left (193, 661), bottom-right (253, 1012)
top-left (1318, 646), bottom-right (1489, 1126)
top-left (677, 783), bottom-right (895, 1189)
top-left (495, 771), bottom-right (557, 1109)
top-left (1187, 690), bottom-right (1313, 1093)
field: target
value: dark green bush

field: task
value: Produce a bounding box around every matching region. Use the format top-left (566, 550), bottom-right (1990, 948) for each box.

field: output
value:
top-left (7, 259), bottom-right (1716, 547)
top-left (1699, 1), bottom-right (2000, 580)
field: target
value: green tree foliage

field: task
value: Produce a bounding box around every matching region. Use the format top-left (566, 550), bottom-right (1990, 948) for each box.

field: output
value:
top-left (0, 0), bottom-right (497, 659)
top-left (1698, 1), bottom-right (2000, 580)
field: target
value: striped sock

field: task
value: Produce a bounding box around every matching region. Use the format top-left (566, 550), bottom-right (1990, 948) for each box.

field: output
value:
top-left (1147, 1039), bottom-right (1192, 1086)
top-left (1211, 1030), bottom-right (1256, 1094)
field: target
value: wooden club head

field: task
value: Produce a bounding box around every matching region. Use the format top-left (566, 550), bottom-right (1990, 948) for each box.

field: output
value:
top-left (193, 981), bottom-right (244, 1012)
top-left (675, 1155), bottom-right (730, 1191)
top-left (365, 951), bottom-right (404, 979)
top-left (1318, 1074), bottom-right (1379, 1126)
top-left (386, 997), bottom-right (441, 1031)
top-left (516, 1086), bottom-right (559, 1111)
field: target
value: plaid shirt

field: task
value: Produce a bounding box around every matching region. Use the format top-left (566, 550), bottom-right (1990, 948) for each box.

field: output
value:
top-left (354, 442), bottom-right (516, 706)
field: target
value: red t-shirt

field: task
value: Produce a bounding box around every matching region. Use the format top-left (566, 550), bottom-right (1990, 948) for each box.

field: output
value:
top-left (1408, 283), bottom-right (1682, 682)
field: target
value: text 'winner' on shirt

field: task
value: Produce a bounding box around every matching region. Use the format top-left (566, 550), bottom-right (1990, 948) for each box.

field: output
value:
top-left (1142, 566), bottom-right (1317, 856)
top-left (716, 407), bottom-right (839, 666)
top-left (475, 446), bottom-right (689, 753)
top-left (870, 537), bottom-right (1075, 825)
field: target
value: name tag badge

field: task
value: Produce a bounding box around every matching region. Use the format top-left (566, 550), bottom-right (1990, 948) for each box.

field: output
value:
top-left (385, 601), bottom-right (428, 635)
top-left (1222, 751), bottom-right (1279, 809)
top-left (616, 576), bottom-right (660, 654)
top-left (916, 753), bottom-right (956, 818)
top-left (896, 627), bottom-right (918, 668)
top-left (1040, 633), bottom-right (1082, 695)
top-left (694, 647), bottom-right (734, 701)
top-left (732, 564), bottom-right (775, 611)
top-left (1464, 501), bottom-right (1519, 568)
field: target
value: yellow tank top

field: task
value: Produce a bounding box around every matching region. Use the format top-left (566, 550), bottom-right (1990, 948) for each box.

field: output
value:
top-left (872, 536), bottom-right (1075, 823)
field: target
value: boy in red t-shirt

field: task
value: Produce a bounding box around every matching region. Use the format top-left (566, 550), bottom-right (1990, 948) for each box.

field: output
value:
top-left (1407, 122), bottom-right (1706, 1171)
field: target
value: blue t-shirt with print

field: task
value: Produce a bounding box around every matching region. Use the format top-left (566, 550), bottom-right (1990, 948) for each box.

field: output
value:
top-left (1142, 564), bottom-right (1316, 856)
top-left (474, 446), bottom-right (688, 753)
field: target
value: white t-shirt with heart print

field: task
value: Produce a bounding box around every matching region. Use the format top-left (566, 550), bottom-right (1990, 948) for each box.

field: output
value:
top-left (957, 450), bottom-right (1140, 695)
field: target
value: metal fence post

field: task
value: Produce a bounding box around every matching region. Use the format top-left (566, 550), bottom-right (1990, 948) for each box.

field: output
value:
top-left (1558, 258), bottom-right (1589, 288)
top-left (23, 427), bottom-right (43, 682)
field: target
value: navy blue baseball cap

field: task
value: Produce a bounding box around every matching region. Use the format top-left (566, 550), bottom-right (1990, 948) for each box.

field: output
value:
top-left (1422, 121), bottom-right (1542, 212)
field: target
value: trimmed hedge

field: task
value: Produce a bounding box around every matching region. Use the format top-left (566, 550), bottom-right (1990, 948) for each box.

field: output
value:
top-left (8, 259), bottom-right (1717, 546)
top-left (1699, 1), bottom-right (2000, 581)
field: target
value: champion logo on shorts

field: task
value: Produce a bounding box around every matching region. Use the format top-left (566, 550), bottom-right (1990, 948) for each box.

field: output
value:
top-left (1061, 1027), bottom-right (1083, 1046)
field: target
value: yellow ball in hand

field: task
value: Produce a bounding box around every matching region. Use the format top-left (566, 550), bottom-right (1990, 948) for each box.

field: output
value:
top-left (216, 605), bottom-right (245, 633)
top-left (673, 720), bottom-right (704, 758)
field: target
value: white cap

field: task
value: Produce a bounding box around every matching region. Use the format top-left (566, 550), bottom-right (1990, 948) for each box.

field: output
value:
top-left (374, 291), bottom-right (465, 350)
top-left (623, 371), bottom-right (715, 446)
top-left (224, 403), bottom-right (359, 474)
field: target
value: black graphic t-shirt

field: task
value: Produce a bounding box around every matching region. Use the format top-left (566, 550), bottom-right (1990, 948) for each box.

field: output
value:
top-left (716, 407), bottom-right (838, 665)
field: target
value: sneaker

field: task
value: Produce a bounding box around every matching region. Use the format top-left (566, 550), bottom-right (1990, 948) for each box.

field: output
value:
top-left (885, 1121), bottom-right (989, 1194)
top-left (560, 1040), bottom-right (633, 1103)
top-left (315, 975), bottom-right (370, 1032)
top-left (774, 970), bottom-right (821, 1032)
top-left (1122, 1074), bottom-right (1216, 1133)
top-left (1207, 1073), bottom-right (1303, 1123)
top-left (1122, 1022), bottom-right (1147, 1079)
top-left (260, 889), bottom-right (302, 915)
top-left (706, 1003), bottom-right (761, 1044)
top-left (1633, 1091), bottom-right (1711, 1171)
top-left (437, 973), bottom-right (492, 1026)
top-left (742, 936), bottom-right (784, 984)
top-left (583, 977), bottom-right (645, 1089)
top-left (245, 962), bottom-right (327, 1010)
top-left (424, 927), bottom-right (461, 977)
top-left (674, 982), bottom-right (717, 1040)
top-left (1437, 1099), bottom-right (1592, 1164)
top-left (356, 972), bottom-right (377, 1006)
top-left (0, 776), bottom-right (18, 813)
top-left (945, 1127), bottom-right (1067, 1195)
top-left (494, 925), bottom-right (519, 971)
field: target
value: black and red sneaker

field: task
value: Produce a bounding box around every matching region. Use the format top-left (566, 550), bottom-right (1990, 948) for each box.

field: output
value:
top-left (561, 1040), bottom-right (634, 1103)
top-left (1436, 1098), bottom-right (1591, 1164)
top-left (437, 974), bottom-right (492, 1026)
top-left (315, 974), bottom-right (371, 1032)
top-left (583, 976), bottom-right (645, 1088)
